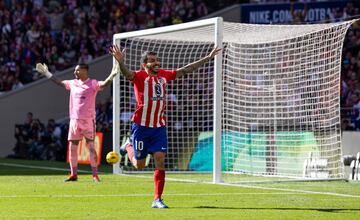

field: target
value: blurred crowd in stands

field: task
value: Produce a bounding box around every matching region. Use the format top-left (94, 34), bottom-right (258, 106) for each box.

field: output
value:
top-left (11, 112), bottom-right (67, 160)
top-left (0, 0), bottom-right (209, 95)
top-left (337, 3), bottom-right (360, 130)
top-left (6, 0), bottom-right (360, 160)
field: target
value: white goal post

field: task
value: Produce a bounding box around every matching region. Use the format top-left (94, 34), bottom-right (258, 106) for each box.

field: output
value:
top-left (112, 17), bottom-right (356, 183)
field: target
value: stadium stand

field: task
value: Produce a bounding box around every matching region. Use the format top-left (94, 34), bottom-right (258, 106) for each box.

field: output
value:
top-left (0, 0), bottom-right (210, 94)
top-left (5, 0), bottom-right (360, 160)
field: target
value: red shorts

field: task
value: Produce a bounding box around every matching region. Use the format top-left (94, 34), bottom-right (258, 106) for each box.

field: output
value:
top-left (68, 119), bottom-right (96, 141)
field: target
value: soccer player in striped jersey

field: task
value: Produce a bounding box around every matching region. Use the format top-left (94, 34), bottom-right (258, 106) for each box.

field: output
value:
top-left (35, 49), bottom-right (122, 182)
top-left (109, 45), bottom-right (221, 208)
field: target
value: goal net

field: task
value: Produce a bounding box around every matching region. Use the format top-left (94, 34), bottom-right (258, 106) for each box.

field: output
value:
top-left (112, 18), bottom-right (355, 183)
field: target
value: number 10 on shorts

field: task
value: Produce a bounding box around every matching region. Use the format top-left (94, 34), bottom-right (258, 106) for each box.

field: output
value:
top-left (135, 140), bottom-right (144, 151)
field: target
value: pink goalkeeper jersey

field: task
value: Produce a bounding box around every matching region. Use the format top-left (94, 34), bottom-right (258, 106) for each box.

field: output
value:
top-left (63, 79), bottom-right (101, 119)
top-left (131, 69), bottom-right (176, 128)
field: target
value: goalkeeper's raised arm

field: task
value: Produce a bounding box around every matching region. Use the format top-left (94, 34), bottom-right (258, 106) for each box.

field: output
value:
top-left (175, 47), bottom-right (221, 78)
top-left (35, 63), bottom-right (65, 87)
top-left (98, 61), bottom-right (120, 89)
top-left (99, 45), bottom-right (123, 89)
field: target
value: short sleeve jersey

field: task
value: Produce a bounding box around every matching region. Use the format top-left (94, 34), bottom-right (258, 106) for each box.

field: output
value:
top-left (63, 79), bottom-right (101, 119)
top-left (131, 69), bottom-right (176, 128)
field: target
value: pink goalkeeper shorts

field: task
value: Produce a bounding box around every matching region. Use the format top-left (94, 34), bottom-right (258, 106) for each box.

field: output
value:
top-left (68, 118), bottom-right (96, 141)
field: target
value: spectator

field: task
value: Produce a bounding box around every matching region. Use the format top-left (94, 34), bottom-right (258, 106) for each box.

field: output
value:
top-left (11, 78), bottom-right (24, 90)
top-left (20, 43), bottom-right (36, 66)
top-left (96, 102), bottom-right (110, 125)
top-left (5, 52), bottom-right (17, 72)
top-left (46, 6), bottom-right (65, 36)
top-left (342, 119), bottom-right (356, 131)
top-left (41, 119), bottom-right (63, 160)
top-left (26, 24), bottom-right (40, 44)
top-left (78, 48), bottom-right (93, 64)
top-left (196, 0), bottom-right (208, 17)
top-left (290, 1), bottom-right (307, 24)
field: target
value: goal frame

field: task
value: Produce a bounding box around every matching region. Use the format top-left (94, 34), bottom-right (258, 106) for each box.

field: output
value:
top-left (112, 17), bottom-right (224, 183)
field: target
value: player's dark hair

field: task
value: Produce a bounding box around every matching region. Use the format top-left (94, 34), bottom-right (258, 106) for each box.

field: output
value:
top-left (78, 63), bottom-right (89, 70)
top-left (141, 51), bottom-right (157, 64)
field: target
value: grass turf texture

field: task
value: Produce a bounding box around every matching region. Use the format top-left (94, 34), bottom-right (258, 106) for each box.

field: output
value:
top-left (0, 158), bottom-right (359, 219)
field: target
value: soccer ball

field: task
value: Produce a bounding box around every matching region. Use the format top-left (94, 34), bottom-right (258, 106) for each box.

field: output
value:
top-left (106, 151), bottom-right (120, 164)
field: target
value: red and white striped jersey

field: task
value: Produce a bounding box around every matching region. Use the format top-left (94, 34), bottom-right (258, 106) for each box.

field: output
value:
top-left (131, 69), bottom-right (177, 128)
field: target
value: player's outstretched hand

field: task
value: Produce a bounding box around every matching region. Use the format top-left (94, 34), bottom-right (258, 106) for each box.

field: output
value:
top-left (36, 63), bottom-right (53, 78)
top-left (109, 44), bottom-right (126, 63)
top-left (207, 47), bottom-right (222, 60)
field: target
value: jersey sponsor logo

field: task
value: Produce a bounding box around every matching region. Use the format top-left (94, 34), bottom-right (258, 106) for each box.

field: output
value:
top-left (152, 80), bottom-right (164, 101)
top-left (151, 97), bottom-right (164, 101)
top-left (154, 84), bottom-right (162, 97)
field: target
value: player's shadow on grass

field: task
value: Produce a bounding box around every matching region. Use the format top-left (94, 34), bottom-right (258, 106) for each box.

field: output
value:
top-left (194, 206), bottom-right (360, 213)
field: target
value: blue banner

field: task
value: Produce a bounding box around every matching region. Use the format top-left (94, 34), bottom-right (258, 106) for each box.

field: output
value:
top-left (241, 1), bottom-right (351, 24)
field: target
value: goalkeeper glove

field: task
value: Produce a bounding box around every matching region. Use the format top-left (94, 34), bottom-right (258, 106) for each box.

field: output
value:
top-left (36, 63), bottom-right (53, 79)
top-left (107, 61), bottom-right (120, 81)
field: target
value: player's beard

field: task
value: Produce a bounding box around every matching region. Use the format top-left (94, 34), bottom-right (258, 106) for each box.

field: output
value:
top-left (153, 64), bottom-right (160, 73)
top-left (147, 63), bottom-right (160, 74)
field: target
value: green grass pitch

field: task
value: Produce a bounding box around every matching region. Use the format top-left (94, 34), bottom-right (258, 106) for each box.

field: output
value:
top-left (0, 158), bottom-right (359, 219)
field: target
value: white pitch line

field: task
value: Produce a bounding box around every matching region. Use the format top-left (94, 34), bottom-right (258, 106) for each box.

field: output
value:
top-left (0, 192), bottom-right (305, 199)
top-left (217, 183), bottom-right (360, 199)
top-left (1, 162), bottom-right (360, 199)
top-left (0, 163), bottom-right (96, 174)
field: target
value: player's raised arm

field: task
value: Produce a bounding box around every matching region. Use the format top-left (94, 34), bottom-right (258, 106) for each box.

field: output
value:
top-left (176, 47), bottom-right (221, 78)
top-left (35, 63), bottom-right (65, 88)
top-left (99, 61), bottom-right (120, 89)
top-left (109, 44), bottom-right (135, 81)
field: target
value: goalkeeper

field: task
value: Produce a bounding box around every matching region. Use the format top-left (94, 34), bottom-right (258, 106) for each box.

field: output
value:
top-left (113, 44), bottom-right (221, 208)
top-left (35, 45), bottom-right (123, 182)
